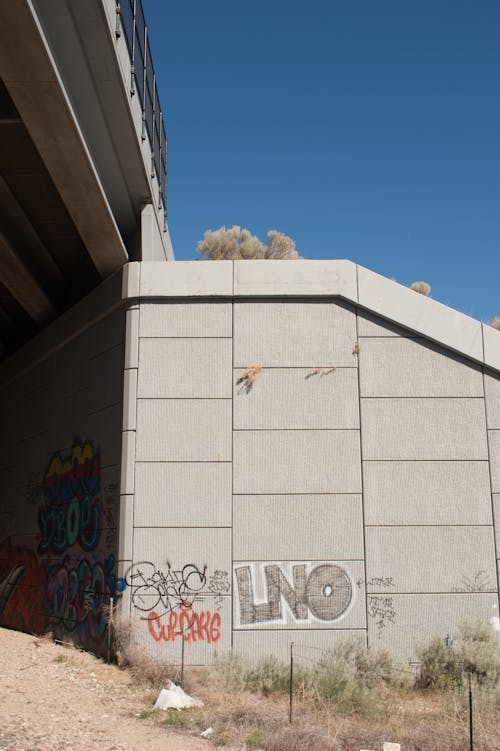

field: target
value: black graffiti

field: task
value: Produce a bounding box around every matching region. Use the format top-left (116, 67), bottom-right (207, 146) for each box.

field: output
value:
top-left (367, 595), bottom-right (396, 636)
top-left (235, 563), bottom-right (352, 624)
top-left (125, 561), bottom-right (208, 617)
top-left (365, 577), bottom-right (395, 589)
top-left (452, 570), bottom-right (494, 593)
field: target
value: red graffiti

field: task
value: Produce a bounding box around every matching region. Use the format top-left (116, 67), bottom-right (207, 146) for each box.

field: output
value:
top-left (0, 538), bottom-right (46, 634)
top-left (148, 603), bottom-right (221, 646)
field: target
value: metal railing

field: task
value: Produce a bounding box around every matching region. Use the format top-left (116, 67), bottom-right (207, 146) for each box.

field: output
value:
top-left (115, 0), bottom-right (168, 218)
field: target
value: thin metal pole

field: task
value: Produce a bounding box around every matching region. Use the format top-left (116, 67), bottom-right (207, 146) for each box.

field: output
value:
top-left (289, 641), bottom-right (294, 724)
top-left (180, 630), bottom-right (185, 688)
top-left (107, 596), bottom-right (114, 664)
top-left (468, 672), bottom-right (473, 751)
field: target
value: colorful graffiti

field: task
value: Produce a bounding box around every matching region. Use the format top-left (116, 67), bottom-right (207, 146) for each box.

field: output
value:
top-left (0, 538), bottom-right (46, 633)
top-left (148, 603), bottom-right (222, 646)
top-left (46, 552), bottom-right (115, 642)
top-left (234, 562), bottom-right (353, 626)
top-left (38, 442), bottom-right (101, 554)
top-left (123, 561), bottom-right (229, 648)
top-left (0, 439), bottom-right (118, 650)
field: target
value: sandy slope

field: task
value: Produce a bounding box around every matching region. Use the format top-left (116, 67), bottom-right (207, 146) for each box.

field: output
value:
top-left (0, 627), bottom-right (208, 751)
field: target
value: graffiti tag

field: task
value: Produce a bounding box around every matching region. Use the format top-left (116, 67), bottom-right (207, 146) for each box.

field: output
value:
top-left (148, 603), bottom-right (222, 646)
top-left (234, 562), bottom-right (353, 626)
top-left (125, 561), bottom-right (208, 617)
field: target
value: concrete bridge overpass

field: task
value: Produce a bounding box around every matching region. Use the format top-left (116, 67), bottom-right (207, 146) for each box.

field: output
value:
top-left (0, 0), bottom-right (172, 360)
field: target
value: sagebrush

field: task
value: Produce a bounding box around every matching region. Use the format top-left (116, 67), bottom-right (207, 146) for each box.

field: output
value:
top-left (197, 225), bottom-right (300, 260)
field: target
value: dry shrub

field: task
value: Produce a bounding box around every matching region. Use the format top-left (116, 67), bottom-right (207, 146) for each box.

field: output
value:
top-left (410, 280), bottom-right (431, 296)
top-left (236, 365), bottom-right (262, 393)
top-left (197, 226), bottom-right (266, 260)
top-left (265, 230), bottom-right (300, 259)
top-left (491, 317), bottom-right (500, 330)
top-left (265, 726), bottom-right (337, 751)
top-left (111, 613), bottom-right (180, 689)
top-left (196, 225), bottom-right (301, 260)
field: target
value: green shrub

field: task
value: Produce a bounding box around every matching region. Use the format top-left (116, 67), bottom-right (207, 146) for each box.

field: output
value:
top-left (456, 619), bottom-right (500, 686)
top-left (416, 620), bottom-right (500, 689)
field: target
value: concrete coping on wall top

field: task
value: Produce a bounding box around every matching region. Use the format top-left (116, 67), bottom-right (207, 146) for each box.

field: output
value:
top-left (0, 259), bottom-right (498, 386)
top-left (123, 260), bottom-right (499, 373)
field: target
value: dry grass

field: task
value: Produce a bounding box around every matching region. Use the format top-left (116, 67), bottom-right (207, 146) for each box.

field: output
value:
top-left (491, 317), bottom-right (500, 330)
top-left (111, 613), bottom-right (181, 690)
top-left (112, 618), bottom-right (499, 751)
top-left (237, 365), bottom-right (263, 393)
top-left (305, 367), bottom-right (336, 379)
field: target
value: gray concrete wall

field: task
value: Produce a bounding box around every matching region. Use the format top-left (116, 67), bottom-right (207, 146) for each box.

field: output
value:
top-left (0, 299), bottom-right (125, 653)
top-left (3, 261), bottom-right (498, 667)
top-left (121, 277), bottom-right (499, 665)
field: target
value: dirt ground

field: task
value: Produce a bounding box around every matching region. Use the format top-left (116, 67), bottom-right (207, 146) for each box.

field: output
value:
top-left (0, 626), bottom-right (209, 751)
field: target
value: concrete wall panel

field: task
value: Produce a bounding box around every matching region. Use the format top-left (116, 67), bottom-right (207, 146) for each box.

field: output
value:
top-left (139, 301), bottom-right (232, 338)
top-left (363, 461), bottom-right (492, 525)
top-left (366, 526), bottom-right (497, 593)
top-left (234, 301), bottom-right (357, 367)
top-left (233, 368), bottom-right (359, 429)
top-left (132, 528), bottom-right (232, 581)
top-left (138, 339), bottom-right (232, 398)
top-left (489, 431), bottom-right (500, 492)
top-left (131, 595), bottom-right (231, 665)
top-left (233, 495), bottom-right (364, 560)
top-left (368, 593), bottom-right (497, 658)
top-left (359, 339), bottom-right (483, 397)
top-left (234, 430), bottom-right (361, 494)
top-left (232, 560), bottom-right (366, 630)
top-left (233, 629), bottom-right (367, 662)
top-left (493, 495), bottom-right (500, 557)
top-left (357, 312), bottom-right (408, 338)
top-left (135, 462), bottom-right (231, 527)
top-left (484, 372), bottom-right (500, 428)
top-left (136, 399), bottom-right (232, 461)
top-left (362, 398), bottom-right (488, 460)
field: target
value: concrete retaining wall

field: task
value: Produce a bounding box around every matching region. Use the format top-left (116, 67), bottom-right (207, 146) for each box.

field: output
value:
top-left (0, 295), bottom-right (125, 653)
top-left (1, 260), bottom-right (498, 665)
top-left (120, 262), bottom-right (500, 664)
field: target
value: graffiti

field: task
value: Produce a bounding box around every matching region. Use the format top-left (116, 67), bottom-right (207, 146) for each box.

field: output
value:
top-left (103, 482), bottom-right (118, 549)
top-left (207, 570), bottom-right (231, 610)
top-left (125, 561), bottom-right (208, 617)
top-left (452, 571), bottom-right (494, 593)
top-left (234, 562), bottom-right (353, 626)
top-left (148, 603), bottom-right (222, 646)
top-left (0, 562), bottom-right (26, 620)
top-left (38, 441), bottom-right (101, 555)
top-left (46, 553), bottom-right (114, 642)
top-left (367, 595), bottom-right (396, 637)
top-left (366, 577), bottom-right (395, 589)
top-left (0, 538), bottom-right (46, 633)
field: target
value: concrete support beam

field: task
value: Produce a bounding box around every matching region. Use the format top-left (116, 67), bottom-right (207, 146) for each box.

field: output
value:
top-left (0, 229), bottom-right (55, 324)
top-left (0, 0), bottom-right (128, 278)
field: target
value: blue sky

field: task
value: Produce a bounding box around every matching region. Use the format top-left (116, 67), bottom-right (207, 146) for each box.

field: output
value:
top-left (144, 1), bottom-right (499, 322)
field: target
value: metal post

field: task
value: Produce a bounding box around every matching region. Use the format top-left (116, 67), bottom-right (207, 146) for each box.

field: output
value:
top-left (468, 672), bottom-right (473, 751)
top-left (106, 596), bottom-right (114, 664)
top-left (289, 641), bottom-right (294, 724)
top-left (180, 630), bottom-right (185, 688)
top-left (115, 2), bottom-right (122, 38)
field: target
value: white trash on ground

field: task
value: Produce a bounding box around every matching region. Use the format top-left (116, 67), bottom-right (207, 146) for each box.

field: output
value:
top-left (153, 680), bottom-right (204, 710)
top-left (200, 727), bottom-right (214, 738)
